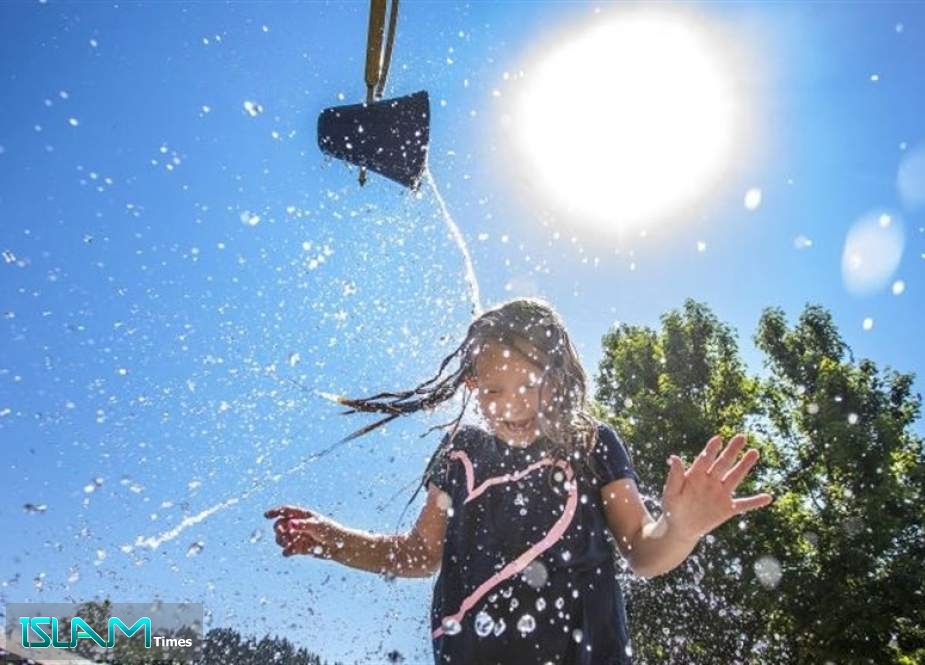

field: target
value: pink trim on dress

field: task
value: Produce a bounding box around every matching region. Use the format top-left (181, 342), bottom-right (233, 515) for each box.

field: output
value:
top-left (432, 450), bottom-right (578, 640)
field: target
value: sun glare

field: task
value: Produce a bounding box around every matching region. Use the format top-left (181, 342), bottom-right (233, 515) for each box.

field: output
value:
top-left (505, 11), bottom-right (747, 233)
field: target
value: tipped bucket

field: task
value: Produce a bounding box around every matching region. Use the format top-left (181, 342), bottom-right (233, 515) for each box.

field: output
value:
top-left (317, 89), bottom-right (430, 191)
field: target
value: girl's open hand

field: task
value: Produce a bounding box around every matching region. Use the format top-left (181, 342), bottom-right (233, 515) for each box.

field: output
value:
top-left (264, 505), bottom-right (345, 559)
top-left (662, 433), bottom-right (774, 542)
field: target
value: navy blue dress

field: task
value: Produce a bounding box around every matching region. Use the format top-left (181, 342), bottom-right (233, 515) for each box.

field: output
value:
top-left (425, 422), bottom-right (640, 665)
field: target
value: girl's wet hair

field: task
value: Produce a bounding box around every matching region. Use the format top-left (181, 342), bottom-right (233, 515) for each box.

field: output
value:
top-left (334, 297), bottom-right (606, 520)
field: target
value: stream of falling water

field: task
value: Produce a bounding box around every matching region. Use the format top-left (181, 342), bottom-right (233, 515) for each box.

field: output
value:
top-left (125, 168), bottom-right (483, 553)
top-left (424, 167), bottom-right (483, 317)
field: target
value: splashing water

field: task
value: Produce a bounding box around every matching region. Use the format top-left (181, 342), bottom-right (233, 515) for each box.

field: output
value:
top-left (516, 613), bottom-right (536, 634)
top-left (474, 610), bottom-right (495, 637)
top-left (126, 168), bottom-right (484, 554)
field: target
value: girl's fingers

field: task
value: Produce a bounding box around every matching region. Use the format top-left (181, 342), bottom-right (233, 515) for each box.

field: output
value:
top-left (273, 518), bottom-right (300, 538)
top-left (274, 517), bottom-right (324, 540)
top-left (289, 534), bottom-right (325, 558)
top-left (731, 493), bottom-right (774, 515)
top-left (276, 529), bottom-right (297, 548)
top-left (706, 433), bottom-right (747, 477)
top-left (282, 535), bottom-right (303, 557)
top-left (281, 533), bottom-right (318, 556)
top-left (267, 509), bottom-right (335, 559)
top-left (662, 455), bottom-right (685, 499)
top-left (688, 436), bottom-right (724, 477)
top-left (265, 505), bottom-right (313, 520)
top-left (288, 517), bottom-right (323, 532)
top-left (276, 516), bottom-right (309, 529)
top-left (722, 449), bottom-right (760, 488)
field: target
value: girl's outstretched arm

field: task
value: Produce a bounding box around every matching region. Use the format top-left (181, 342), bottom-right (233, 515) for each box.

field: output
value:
top-left (265, 484), bottom-right (448, 578)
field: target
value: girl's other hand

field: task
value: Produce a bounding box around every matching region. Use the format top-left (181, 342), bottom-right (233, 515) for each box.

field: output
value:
top-left (662, 433), bottom-right (774, 542)
top-left (264, 505), bottom-right (345, 559)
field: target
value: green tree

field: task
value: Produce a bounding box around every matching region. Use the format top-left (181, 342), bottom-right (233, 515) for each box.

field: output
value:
top-left (592, 299), bottom-right (924, 664)
top-left (752, 305), bottom-right (925, 663)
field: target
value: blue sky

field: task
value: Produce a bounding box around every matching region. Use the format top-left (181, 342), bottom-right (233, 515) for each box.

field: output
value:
top-left (1, 1), bottom-right (923, 662)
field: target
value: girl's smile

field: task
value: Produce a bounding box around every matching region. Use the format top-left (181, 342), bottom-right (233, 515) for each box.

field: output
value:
top-left (501, 416), bottom-right (537, 442)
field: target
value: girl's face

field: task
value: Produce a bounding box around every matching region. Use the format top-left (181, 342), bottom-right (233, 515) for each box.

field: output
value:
top-left (466, 341), bottom-right (546, 447)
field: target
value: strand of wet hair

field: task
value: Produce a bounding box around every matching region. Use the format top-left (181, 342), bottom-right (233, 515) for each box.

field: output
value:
top-left (332, 336), bottom-right (470, 409)
top-left (332, 334), bottom-right (473, 442)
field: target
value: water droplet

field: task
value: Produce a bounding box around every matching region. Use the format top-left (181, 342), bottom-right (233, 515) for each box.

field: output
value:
top-left (516, 614), bottom-right (536, 634)
top-left (492, 617), bottom-right (506, 636)
top-left (744, 188), bottom-right (762, 211)
top-left (474, 611), bottom-right (494, 637)
top-left (441, 617), bottom-right (462, 635)
top-left (243, 100), bottom-right (264, 117)
top-left (794, 234), bottom-right (813, 250)
top-left (753, 555), bottom-right (782, 588)
top-left (240, 211), bottom-right (261, 226)
top-left (689, 555), bottom-right (705, 585)
top-left (522, 560), bottom-right (548, 589)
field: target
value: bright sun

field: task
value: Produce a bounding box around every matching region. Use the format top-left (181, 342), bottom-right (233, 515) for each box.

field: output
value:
top-left (506, 11), bottom-right (745, 233)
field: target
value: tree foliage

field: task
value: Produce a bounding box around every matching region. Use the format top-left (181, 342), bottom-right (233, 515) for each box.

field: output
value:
top-left (592, 299), bottom-right (924, 664)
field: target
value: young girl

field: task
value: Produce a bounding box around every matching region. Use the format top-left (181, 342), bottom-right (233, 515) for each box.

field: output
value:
top-left (265, 298), bottom-right (773, 664)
